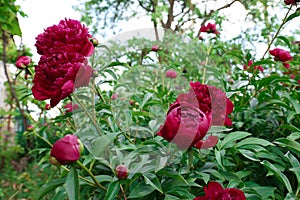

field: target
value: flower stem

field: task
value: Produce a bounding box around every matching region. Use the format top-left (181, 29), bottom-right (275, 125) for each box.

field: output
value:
top-left (32, 130), bottom-right (53, 147)
top-left (76, 160), bottom-right (107, 191)
top-left (72, 94), bottom-right (103, 136)
top-left (261, 5), bottom-right (293, 59)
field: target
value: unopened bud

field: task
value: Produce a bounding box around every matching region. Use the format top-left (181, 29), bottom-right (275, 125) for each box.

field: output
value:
top-left (115, 165), bottom-right (128, 179)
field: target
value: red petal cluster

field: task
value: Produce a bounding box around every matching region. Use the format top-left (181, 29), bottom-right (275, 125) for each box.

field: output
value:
top-left (269, 48), bottom-right (292, 69)
top-left (200, 23), bottom-right (220, 34)
top-left (243, 60), bottom-right (264, 72)
top-left (194, 181), bottom-right (246, 200)
top-left (32, 19), bottom-right (94, 107)
top-left (158, 82), bottom-right (234, 150)
top-left (50, 134), bottom-right (82, 165)
top-left (35, 19), bottom-right (94, 56)
top-left (32, 53), bottom-right (92, 107)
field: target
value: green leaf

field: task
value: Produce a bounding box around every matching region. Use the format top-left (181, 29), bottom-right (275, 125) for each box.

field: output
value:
top-left (285, 152), bottom-right (300, 186)
top-left (286, 9), bottom-right (300, 23)
top-left (128, 183), bottom-right (155, 198)
top-left (143, 173), bottom-right (163, 194)
top-left (157, 168), bottom-right (189, 185)
top-left (92, 132), bottom-right (120, 158)
top-left (219, 131), bottom-right (251, 149)
top-left (104, 181), bottom-right (120, 200)
top-left (236, 137), bottom-right (274, 148)
top-left (274, 138), bottom-right (300, 154)
top-left (164, 194), bottom-right (181, 200)
top-left (36, 178), bottom-right (66, 200)
top-left (285, 94), bottom-right (300, 114)
top-left (238, 149), bottom-right (260, 161)
top-left (277, 36), bottom-right (291, 48)
top-left (65, 166), bottom-right (79, 200)
top-left (261, 160), bottom-right (293, 193)
top-left (251, 59), bottom-right (276, 67)
top-left (257, 75), bottom-right (290, 90)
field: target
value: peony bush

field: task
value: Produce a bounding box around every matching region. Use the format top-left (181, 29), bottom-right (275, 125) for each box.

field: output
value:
top-left (1, 0), bottom-right (300, 199)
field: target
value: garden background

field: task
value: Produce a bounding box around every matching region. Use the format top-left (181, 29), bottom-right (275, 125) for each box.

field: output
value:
top-left (0, 0), bottom-right (300, 199)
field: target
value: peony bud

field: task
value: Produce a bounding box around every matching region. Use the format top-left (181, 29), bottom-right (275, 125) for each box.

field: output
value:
top-left (90, 37), bottom-right (99, 47)
top-left (27, 125), bottom-right (34, 131)
top-left (165, 70), bottom-right (177, 79)
top-left (50, 134), bottom-right (82, 165)
top-left (16, 56), bottom-right (32, 69)
top-left (151, 45), bottom-right (159, 52)
top-left (115, 165), bottom-right (128, 179)
top-left (45, 104), bottom-right (51, 110)
top-left (111, 94), bottom-right (118, 100)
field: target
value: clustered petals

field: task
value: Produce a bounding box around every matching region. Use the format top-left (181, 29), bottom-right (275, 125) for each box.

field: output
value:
top-left (269, 48), bottom-right (293, 69)
top-left (32, 18), bottom-right (94, 107)
top-left (194, 181), bottom-right (246, 200)
top-left (200, 23), bottom-right (220, 34)
top-left (158, 82), bottom-right (234, 149)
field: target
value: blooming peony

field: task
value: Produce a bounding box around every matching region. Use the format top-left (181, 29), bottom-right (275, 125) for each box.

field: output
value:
top-left (269, 48), bottom-right (292, 68)
top-left (50, 134), bottom-right (83, 165)
top-left (157, 102), bottom-right (210, 149)
top-left (35, 18), bottom-right (94, 57)
top-left (32, 53), bottom-right (92, 107)
top-left (193, 181), bottom-right (246, 200)
top-left (16, 56), bottom-right (32, 69)
top-left (200, 23), bottom-right (220, 34)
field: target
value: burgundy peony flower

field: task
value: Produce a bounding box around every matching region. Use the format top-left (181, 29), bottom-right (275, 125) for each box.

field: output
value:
top-left (189, 82), bottom-right (234, 126)
top-left (115, 165), bottom-right (128, 179)
top-left (45, 104), bottom-right (51, 110)
top-left (193, 181), bottom-right (246, 200)
top-left (35, 18), bottom-right (94, 57)
top-left (64, 102), bottom-right (79, 113)
top-left (269, 48), bottom-right (292, 68)
top-left (200, 23), bottom-right (220, 34)
top-left (157, 102), bottom-right (210, 149)
top-left (194, 135), bottom-right (218, 149)
top-left (284, 0), bottom-right (297, 5)
top-left (50, 134), bottom-right (83, 165)
top-left (32, 53), bottom-right (92, 107)
top-left (16, 56), bottom-right (32, 69)
top-left (165, 69), bottom-right (177, 79)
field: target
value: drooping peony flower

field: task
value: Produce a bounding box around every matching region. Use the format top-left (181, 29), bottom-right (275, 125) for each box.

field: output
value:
top-left (284, 0), bottom-right (297, 5)
top-left (269, 48), bottom-right (292, 69)
top-left (50, 134), bottom-right (83, 165)
top-left (193, 181), bottom-right (246, 200)
top-left (16, 56), bottom-right (32, 69)
top-left (165, 69), bottom-right (177, 79)
top-left (32, 53), bottom-right (93, 107)
top-left (157, 102), bottom-right (210, 149)
top-left (200, 23), bottom-right (220, 34)
top-left (115, 165), bottom-right (128, 179)
top-left (35, 18), bottom-right (94, 57)
top-left (64, 102), bottom-right (79, 113)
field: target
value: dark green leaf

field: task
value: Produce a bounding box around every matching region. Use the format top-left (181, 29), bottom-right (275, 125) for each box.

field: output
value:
top-left (36, 178), bottom-right (66, 200)
top-left (261, 160), bottom-right (292, 193)
top-left (219, 131), bottom-right (251, 149)
top-left (65, 166), bottom-right (79, 200)
top-left (104, 181), bottom-right (120, 200)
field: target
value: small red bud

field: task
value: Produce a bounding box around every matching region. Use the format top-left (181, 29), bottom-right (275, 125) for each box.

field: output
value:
top-left (111, 94), bottom-right (118, 100)
top-left (27, 125), bottom-right (34, 131)
top-left (45, 104), bottom-right (51, 110)
top-left (116, 165), bottom-right (128, 179)
top-left (151, 45), bottom-right (159, 52)
top-left (90, 37), bottom-right (99, 47)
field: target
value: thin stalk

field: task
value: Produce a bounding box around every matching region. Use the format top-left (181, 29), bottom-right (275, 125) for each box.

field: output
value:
top-left (261, 5), bottom-right (293, 59)
top-left (72, 94), bottom-right (103, 136)
top-left (76, 160), bottom-right (107, 191)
